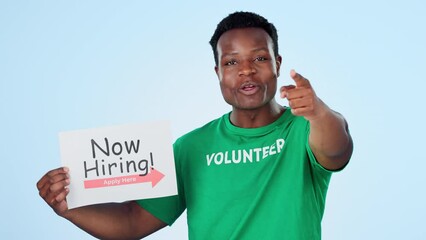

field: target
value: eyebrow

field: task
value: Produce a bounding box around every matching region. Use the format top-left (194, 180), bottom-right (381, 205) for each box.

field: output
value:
top-left (220, 47), bottom-right (270, 58)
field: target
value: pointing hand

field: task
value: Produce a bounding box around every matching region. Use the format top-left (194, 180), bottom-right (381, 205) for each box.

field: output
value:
top-left (280, 70), bottom-right (327, 121)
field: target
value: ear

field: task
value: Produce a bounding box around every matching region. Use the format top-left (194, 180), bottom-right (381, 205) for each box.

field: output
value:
top-left (275, 55), bottom-right (282, 77)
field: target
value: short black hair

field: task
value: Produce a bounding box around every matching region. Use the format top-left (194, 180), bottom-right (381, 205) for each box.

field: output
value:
top-left (209, 11), bottom-right (279, 66)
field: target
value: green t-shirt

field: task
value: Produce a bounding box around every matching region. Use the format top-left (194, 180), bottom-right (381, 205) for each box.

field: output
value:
top-left (138, 109), bottom-right (334, 239)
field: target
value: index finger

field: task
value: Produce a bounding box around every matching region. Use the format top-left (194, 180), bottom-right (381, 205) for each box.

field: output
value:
top-left (290, 69), bottom-right (311, 88)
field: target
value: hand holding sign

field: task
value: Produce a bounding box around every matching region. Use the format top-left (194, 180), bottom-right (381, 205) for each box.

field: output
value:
top-left (280, 69), bottom-right (328, 121)
top-left (37, 167), bottom-right (70, 216)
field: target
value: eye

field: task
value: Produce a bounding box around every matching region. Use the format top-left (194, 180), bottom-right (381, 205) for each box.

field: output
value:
top-left (254, 56), bottom-right (267, 61)
top-left (224, 60), bottom-right (237, 66)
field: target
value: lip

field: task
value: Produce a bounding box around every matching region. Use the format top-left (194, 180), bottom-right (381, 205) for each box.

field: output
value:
top-left (239, 82), bottom-right (260, 95)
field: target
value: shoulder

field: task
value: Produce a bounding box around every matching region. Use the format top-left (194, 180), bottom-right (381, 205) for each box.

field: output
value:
top-left (278, 108), bottom-right (309, 132)
top-left (174, 114), bottom-right (227, 148)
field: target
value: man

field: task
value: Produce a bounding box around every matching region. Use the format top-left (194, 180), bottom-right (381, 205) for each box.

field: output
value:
top-left (37, 11), bottom-right (353, 239)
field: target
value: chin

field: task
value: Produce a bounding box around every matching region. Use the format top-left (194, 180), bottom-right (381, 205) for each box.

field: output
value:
top-left (234, 103), bottom-right (268, 111)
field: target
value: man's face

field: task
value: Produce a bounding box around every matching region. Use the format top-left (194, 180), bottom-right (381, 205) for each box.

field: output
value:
top-left (215, 27), bottom-right (281, 111)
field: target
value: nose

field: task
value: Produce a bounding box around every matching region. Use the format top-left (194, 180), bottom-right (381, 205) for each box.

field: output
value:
top-left (238, 60), bottom-right (256, 76)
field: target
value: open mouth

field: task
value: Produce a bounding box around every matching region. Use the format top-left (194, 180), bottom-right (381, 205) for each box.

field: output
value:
top-left (242, 84), bottom-right (256, 90)
top-left (240, 83), bottom-right (259, 94)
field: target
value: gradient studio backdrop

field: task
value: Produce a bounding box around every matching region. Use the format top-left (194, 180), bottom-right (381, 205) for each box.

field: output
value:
top-left (1, 1), bottom-right (425, 239)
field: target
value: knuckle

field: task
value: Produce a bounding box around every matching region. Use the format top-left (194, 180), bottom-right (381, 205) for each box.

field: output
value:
top-left (49, 185), bottom-right (57, 192)
top-left (47, 170), bottom-right (56, 177)
top-left (49, 183), bottom-right (59, 192)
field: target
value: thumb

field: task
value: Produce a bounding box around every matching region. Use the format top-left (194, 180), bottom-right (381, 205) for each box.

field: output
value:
top-left (290, 69), bottom-right (311, 88)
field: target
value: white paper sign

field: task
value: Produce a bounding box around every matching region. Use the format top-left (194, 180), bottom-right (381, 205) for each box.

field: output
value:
top-left (59, 122), bottom-right (177, 209)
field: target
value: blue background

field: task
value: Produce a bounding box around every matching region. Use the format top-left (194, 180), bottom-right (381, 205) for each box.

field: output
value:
top-left (1, 1), bottom-right (425, 239)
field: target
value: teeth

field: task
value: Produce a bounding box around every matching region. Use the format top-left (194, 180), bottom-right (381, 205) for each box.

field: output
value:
top-left (241, 83), bottom-right (257, 90)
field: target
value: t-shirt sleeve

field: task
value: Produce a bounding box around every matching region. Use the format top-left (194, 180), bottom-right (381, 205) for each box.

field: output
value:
top-left (136, 194), bottom-right (185, 226)
top-left (136, 141), bottom-right (186, 226)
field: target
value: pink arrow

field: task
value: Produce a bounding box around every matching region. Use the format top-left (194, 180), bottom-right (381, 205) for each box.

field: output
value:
top-left (145, 168), bottom-right (165, 187)
top-left (84, 169), bottom-right (165, 189)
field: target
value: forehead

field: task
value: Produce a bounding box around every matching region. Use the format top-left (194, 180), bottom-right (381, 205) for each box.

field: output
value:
top-left (217, 27), bottom-right (273, 53)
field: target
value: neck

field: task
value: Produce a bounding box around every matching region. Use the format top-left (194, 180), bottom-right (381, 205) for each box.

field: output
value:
top-left (230, 101), bottom-right (285, 128)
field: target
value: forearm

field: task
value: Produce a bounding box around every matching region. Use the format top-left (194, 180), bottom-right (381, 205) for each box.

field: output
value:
top-left (38, 169), bottom-right (165, 239)
top-left (280, 70), bottom-right (353, 170)
top-left (63, 201), bottom-right (161, 240)
top-left (308, 106), bottom-right (353, 170)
